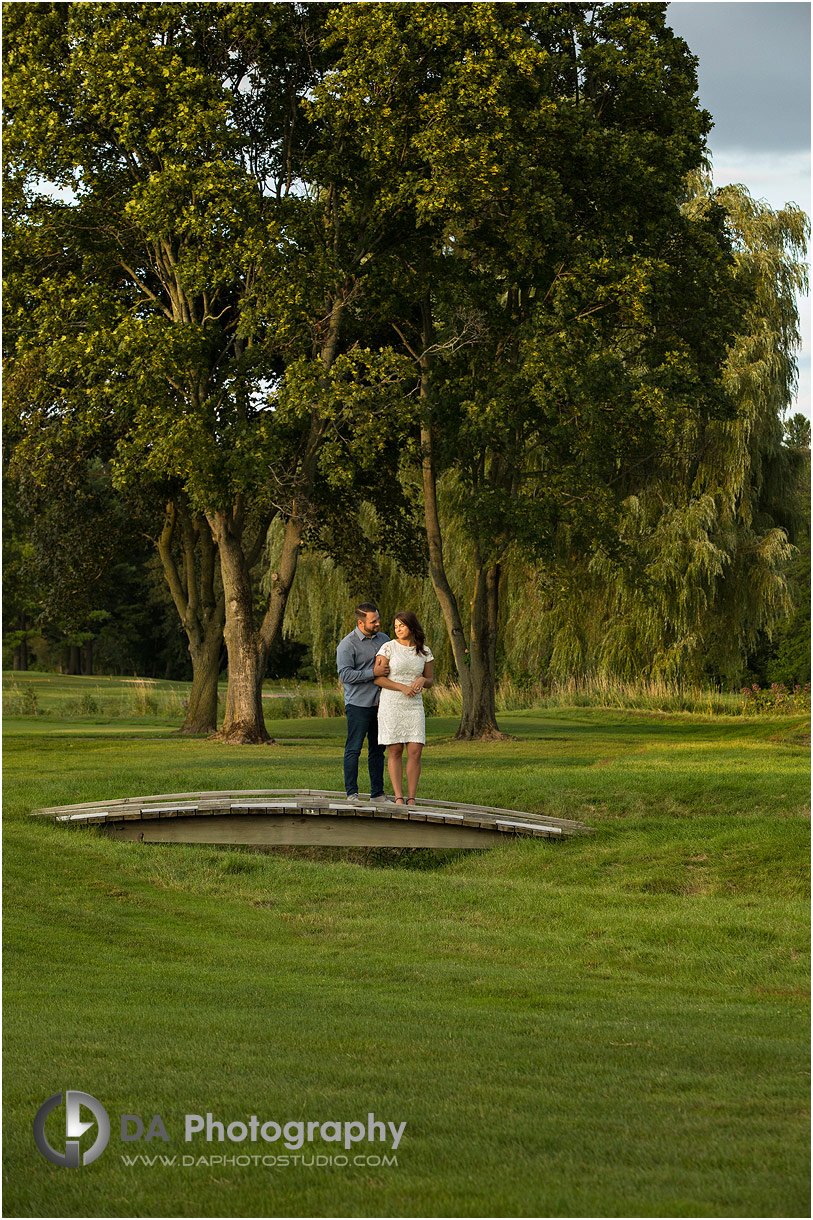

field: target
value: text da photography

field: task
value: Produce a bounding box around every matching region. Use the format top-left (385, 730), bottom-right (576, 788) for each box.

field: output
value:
top-left (134, 1111), bottom-right (407, 1152)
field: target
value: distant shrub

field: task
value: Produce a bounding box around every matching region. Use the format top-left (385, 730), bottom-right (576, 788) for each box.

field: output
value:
top-left (120, 680), bottom-right (186, 718)
top-left (263, 688), bottom-right (344, 719)
top-left (739, 682), bottom-right (811, 715)
top-left (423, 675), bottom-right (811, 717)
top-left (424, 683), bottom-right (462, 717)
top-left (4, 684), bottom-right (41, 716)
top-left (127, 681), bottom-right (159, 715)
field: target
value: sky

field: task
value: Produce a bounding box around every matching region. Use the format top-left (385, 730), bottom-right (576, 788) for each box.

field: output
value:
top-left (666, 1), bottom-right (811, 420)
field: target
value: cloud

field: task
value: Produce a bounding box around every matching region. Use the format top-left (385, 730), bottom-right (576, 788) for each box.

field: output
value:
top-left (666, 5), bottom-right (811, 421)
top-left (667, 2), bottom-right (811, 153)
top-left (709, 149), bottom-right (811, 212)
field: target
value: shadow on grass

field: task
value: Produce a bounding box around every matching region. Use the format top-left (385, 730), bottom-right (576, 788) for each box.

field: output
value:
top-left (211, 842), bottom-right (478, 871)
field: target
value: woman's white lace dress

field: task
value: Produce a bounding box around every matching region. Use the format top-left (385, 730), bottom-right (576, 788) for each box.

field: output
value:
top-left (376, 640), bottom-right (434, 745)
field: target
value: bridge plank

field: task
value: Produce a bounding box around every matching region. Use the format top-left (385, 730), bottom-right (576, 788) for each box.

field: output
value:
top-left (34, 788), bottom-right (592, 845)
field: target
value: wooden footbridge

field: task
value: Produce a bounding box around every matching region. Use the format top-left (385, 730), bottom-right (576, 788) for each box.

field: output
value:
top-left (32, 790), bottom-right (591, 849)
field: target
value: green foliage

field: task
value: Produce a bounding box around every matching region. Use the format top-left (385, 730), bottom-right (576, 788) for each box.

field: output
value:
top-left (316, 2), bottom-right (747, 734)
top-left (739, 682), bottom-right (811, 715)
top-left (4, 683), bottom-right (40, 716)
top-left (1, 467), bottom-right (40, 668)
top-left (784, 412), bottom-right (811, 449)
top-left (415, 4), bottom-right (736, 553)
top-left (3, 3), bottom-right (808, 730)
top-left (3, 2), bottom-right (343, 515)
top-left (279, 499), bottom-right (462, 681)
top-left (499, 180), bottom-right (809, 688)
top-left (3, 2), bottom-right (427, 731)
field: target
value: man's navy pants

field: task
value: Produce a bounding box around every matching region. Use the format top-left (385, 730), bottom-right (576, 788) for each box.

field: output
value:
top-left (343, 703), bottom-right (385, 797)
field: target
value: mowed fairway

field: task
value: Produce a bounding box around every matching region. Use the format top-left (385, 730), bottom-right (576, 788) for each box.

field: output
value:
top-left (3, 705), bottom-right (810, 1218)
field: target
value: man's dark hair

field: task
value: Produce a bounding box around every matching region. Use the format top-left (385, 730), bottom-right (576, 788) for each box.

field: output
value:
top-left (356, 602), bottom-right (378, 620)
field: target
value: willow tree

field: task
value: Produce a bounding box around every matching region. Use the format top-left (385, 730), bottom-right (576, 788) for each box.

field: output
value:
top-left (503, 178), bottom-right (809, 686)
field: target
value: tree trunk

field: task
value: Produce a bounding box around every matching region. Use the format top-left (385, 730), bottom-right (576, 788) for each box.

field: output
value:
top-left (13, 620), bottom-right (28, 671)
top-left (418, 294), bottom-right (504, 739)
top-left (456, 664), bottom-right (501, 738)
top-left (209, 508), bottom-right (274, 744)
top-left (81, 639), bottom-right (93, 676)
top-left (182, 621), bottom-right (223, 735)
top-left (157, 497), bottom-right (225, 736)
top-left (207, 303), bottom-right (339, 744)
top-left (209, 419), bottom-right (323, 744)
top-left (487, 561), bottom-right (500, 689)
top-left (419, 298), bottom-right (470, 688)
top-left (68, 644), bottom-right (81, 675)
top-left (455, 561), bottom-right (504, 740)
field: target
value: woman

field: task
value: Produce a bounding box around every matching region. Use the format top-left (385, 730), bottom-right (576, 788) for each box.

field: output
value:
top-left (373, 611), bottom-right (434, 806)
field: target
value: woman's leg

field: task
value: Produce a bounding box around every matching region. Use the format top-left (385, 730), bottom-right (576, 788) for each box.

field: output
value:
top-left (387, 744), bottom-right (404, 799)
top-left (406, 742), bottom-right (423, 801)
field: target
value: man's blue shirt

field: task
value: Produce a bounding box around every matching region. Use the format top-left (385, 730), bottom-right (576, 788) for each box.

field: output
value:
top-left (336, 627), bottom-right (390, 708)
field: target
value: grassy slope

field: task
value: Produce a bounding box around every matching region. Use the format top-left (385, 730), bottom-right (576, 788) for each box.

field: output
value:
top-left (3, 709), bottom-right (810, 1218)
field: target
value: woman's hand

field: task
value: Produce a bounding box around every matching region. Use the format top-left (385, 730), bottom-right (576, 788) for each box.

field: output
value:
top-left (406, 677), bottom-right (425, 697)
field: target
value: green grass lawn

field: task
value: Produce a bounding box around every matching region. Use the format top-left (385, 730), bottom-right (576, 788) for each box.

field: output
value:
top-left (3, 700), bottom-right (810, 1218)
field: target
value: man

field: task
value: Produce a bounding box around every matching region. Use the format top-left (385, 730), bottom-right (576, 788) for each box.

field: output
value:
top-left (336, 603), bottom-right (391, 803)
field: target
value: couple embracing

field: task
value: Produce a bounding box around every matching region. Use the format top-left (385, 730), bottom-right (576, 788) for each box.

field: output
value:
top-left (336, 603), bottom-right (434, 806)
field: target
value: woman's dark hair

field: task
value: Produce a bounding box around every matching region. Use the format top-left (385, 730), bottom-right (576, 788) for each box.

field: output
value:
top-left (394, 610), bottom-right (427, 656)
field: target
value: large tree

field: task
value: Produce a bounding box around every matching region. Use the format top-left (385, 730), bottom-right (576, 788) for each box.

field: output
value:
top-left (323, 2), bottom-right (740, 736)
top-left (4, 2), bottom-right (758, 743)
top-left (4, 2), bottom-right (331, 738)
top-left (3, 2), bottom-right (437, 741)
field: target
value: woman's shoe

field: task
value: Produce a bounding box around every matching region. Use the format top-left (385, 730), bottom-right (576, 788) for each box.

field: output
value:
top-left (406, 797), bottom-right (416, 806)
top-left (394, 797), bottom-right (406, 805)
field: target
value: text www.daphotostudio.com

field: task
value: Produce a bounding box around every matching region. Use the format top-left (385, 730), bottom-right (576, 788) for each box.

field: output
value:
top-left (33, 1092), bottom-right (404, 1171)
